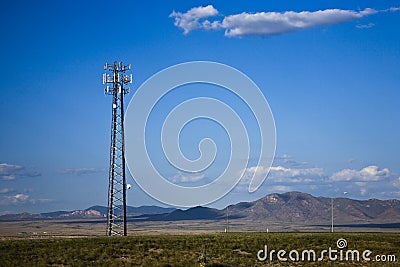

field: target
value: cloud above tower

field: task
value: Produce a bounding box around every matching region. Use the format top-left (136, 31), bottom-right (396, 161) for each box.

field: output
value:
top-left (170, 5), bottom-right (398, 37)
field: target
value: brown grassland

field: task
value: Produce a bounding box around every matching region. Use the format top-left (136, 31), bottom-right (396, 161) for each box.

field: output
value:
top-left (0, 220), bottom-right (399, 266)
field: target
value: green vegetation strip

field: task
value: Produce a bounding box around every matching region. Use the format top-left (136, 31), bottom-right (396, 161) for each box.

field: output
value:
top-left (0, 233), bottom-right (399, 266)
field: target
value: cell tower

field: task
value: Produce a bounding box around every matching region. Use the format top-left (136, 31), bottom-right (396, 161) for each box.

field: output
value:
top-left (102, 61), bottom-right (132, 236)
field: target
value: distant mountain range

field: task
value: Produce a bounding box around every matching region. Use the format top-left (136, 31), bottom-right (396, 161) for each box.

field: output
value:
top-left (1, 192), bottom-right (400, 225)
top-left (227, 192), bottom-right (400, 224)
top-left (0, 205), bottom-right (175, 221)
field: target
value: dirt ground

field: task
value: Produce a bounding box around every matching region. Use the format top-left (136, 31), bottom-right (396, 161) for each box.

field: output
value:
top-left (1, 218), bottom-right (399, 239)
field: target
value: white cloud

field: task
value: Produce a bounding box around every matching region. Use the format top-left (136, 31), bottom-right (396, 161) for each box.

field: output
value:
top-left (331, 165), bottom-right (391, 182)
top-left (13, 193), bottom-right (29, 202)
top-left (347, 158), bottom-right (356, 164)
top-left (0, 163), bottom-right (40, 180)
top-left (29, 198), bottom-right (53, 205)
top-left (0, 188), bottom-right (14, 194)
top-left (275, 154), bottom-right (291, 160)
top-left (235, 165), bottom-right (324, 192)
top-left (170, 5), bottom-right (386, 37)
top-left (171, 172), bottom-right (206, 183)
top-left (234, 163), bottom-right (399, 199)
top-left (356, 22), bottom-right (375, 29)
top-left (393, 177), bottom-right (400, 187)
top-left (57, 168), bottom-right (106, 176)
top-left (268, 185), bottom-right (294, 192)
top-left (0, 193), bottom-right (53, 206)
top-left (169, 5), bottom-right (219, 34)
top-left (1, 175), bottom-right (16, 180)
top-left (360, 188), bottom-right (368, 196)
top-left (0, 193), bottom-right (29, 205)
top-left (355, 182), bottom-right (367, 187)
top-left (0, 164), bottom-right (23, 180)
top-left (221, 8), bottom-right (376, 37)
top-left (269, 166), bottom-right (324, 181)
top-left (274, 154), bottom-right (308, 167)
top-left (241, 165), bottom-right (270, 181)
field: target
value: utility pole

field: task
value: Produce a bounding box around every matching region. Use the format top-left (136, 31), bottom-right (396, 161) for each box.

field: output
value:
top-left (103, 61), bottom-right (132, 236)
top-left (331, 197), bottom-right (334, 233)
top-left (225, 206), bottom-right (229, 233)
top-left (331, 192), bottom-right (348, 233)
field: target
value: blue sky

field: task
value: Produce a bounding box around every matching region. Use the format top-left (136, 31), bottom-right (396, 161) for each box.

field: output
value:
top-left (1, 0), bottom-right (400, 213)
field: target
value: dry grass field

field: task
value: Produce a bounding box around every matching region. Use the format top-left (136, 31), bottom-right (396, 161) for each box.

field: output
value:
top-left (0, 232), bottom-right (399, 266)
top-left (0, 219), bottom-right (399, 266)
